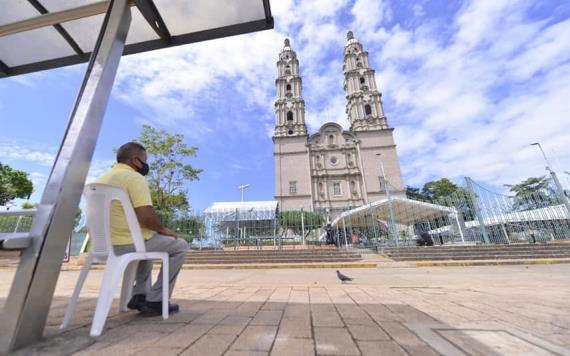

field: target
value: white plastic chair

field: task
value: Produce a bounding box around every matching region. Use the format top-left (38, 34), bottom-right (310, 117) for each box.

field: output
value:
top-left (60, 183), bottom-right (169, 337)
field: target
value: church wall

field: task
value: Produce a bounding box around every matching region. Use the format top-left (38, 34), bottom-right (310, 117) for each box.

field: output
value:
top-left (274, 136), bottom-right (312, 210)
top-left (355, 130), bottom-right (405, 201)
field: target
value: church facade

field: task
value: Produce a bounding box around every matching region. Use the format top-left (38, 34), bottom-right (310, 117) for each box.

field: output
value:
top-left (273, 32), bottom-right (405, 213)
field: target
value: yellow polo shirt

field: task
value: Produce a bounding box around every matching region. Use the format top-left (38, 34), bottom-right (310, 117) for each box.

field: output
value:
top-left (94, 163), bottom-right (154, 245)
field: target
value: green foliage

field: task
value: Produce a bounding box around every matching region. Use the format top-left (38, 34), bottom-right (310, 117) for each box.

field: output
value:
top-left (74, 208), bottom-right (83, 229)
top-left (0, 163), bottom-right (33, 206)
top-left (406, 178), bottom-right (469, 203)
top-left (21, 201), bottom-right (38, 209)
top-left (509, 176), bottom-right (560, 211)
top-left (170, 214), bottom-right (204, 243)
top-left (279, 210), bottom-right (324, 236)
top-left (406, 178), bottom-right (474, 220)
top-left (405, 186), bottom-right (427, 201)
top-left (134, 125), bottom-right (202, 221)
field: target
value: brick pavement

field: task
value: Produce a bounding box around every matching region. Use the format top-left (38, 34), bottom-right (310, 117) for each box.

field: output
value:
top-left (1, 264), bottom-right (569, 355)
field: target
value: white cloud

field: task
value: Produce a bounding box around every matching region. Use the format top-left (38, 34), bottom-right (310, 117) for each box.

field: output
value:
top-left (0, 141), bottom-right (55, 166)
top-left (373, 0), bottom-right (570, 190)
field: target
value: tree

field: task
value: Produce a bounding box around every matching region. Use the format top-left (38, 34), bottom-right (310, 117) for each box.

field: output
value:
top-left (405, 186), bottom-right (429, 201)
top-left (135, 125), bottom-right (202, 223)
top-left (406, 178), bottom-right (474, 221)
top-left (21, 201), bottom-right (38, 209)
top-left (170, 214), bottom-right (204, 243)
top-left (0, 163), bottom-right (33, 206)
top-left (421, 178), bottom-right (463, 201)
top-left (279, 210), bottom-right (324, 237)
top-left (74, 207), bottom-right (83, 229)
top-left (509, 176), bottom-right (559, 211)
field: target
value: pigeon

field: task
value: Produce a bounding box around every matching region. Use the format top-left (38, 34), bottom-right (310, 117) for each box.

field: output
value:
top-left (336, 270), bottom-right (353, 283)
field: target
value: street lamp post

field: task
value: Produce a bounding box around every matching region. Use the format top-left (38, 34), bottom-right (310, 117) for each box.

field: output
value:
top-left (376, 153), bottom-right (398, 246)
top-left (530, 143), bottom-right (570, 216)
top-left (238, 184), bottom-right (250, 202)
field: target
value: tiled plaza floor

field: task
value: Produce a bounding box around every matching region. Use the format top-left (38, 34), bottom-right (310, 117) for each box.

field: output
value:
top-left (1, 263), bottom-right (569, 355)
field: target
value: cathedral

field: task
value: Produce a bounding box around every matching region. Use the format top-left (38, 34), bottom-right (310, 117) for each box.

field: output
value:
top-left (273, 31), bottom-right (405, 213)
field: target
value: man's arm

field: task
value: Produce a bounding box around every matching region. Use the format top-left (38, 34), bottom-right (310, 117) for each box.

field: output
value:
top-left (134, 205), bottom-right (177, 238)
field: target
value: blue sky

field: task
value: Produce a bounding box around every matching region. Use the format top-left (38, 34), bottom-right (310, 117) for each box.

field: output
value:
top-left (1, 0), bottom-right (570, 211)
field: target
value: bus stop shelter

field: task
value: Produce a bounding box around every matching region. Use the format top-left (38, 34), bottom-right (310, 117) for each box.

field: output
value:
top-left (0, 0), bottom-right (273, 351)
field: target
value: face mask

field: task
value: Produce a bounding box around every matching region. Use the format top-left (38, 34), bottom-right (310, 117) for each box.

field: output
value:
top-left (136, 158), bottom-right (150, 176)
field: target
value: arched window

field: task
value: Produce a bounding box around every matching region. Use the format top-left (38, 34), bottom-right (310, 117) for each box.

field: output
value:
top-left (357, 62), bottom-right (363, 68)
top-left (359, 77), bottom-right (365, 84)
top-left (286, 84), bottom-right (291, 91)
top-left (365, 104), bottom-right (372, 115)
top-left (287, 111), bottom-right (293, 121)
top-left (328, 134), bottom-right (335, 145)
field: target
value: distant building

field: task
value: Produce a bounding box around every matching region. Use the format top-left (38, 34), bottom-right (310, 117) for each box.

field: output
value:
top-left (273, 31), bottom-right (405, 213)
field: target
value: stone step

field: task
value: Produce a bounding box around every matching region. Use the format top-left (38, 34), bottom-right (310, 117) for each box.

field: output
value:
top-left (384, 249), bottom-right (570, 256)
top-left (382, 243), bottom-right (570, 253)
top-left (186, 252), bottom-right (361, 258)
top-left (391, 253), bottom-right (570, 261)
top-left (184, 257), bottom-right (363, 264)
top-left (186, 249), bottom-right (356, 255)
top-left (184, 249), bottom-right (363, 264)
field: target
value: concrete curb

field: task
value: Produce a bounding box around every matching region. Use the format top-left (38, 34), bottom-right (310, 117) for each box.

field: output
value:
top-left (180, 262), bottom-right (378, 269)
top-left (0, 261), bottom-right (378, 272)
top-left (416, 258), bottom-right (570, 267)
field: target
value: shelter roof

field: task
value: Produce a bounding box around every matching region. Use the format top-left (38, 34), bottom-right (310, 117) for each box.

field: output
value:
top-left (0, 0), bottom-right (273, 77)
top-left (331, 197), bottom-right (455, 227)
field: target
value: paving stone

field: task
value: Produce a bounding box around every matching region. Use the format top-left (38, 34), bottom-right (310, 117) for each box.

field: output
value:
top-left (251, 310), bottom-right (283, 326)
top-left (378, 321), bottom-right (439, 356)
top-left (336, 304), bottom-right (376, 326)
top-left (347, 323), bottom-right (390, 341)
top-left (358, 340), bottom-right (408, 356)
top-left (276, 318), bottom-right (312, 339)
top-left (225, 351), bottom-right (268, 356)
top-left (192, 311), bottom-right (230, 325)
top-left (235, 302), bottom-right (264, 317)
top-left (220, 315), bottom-right (253, 326)
top-left (230, 325), bottom-right (278, 352)
top-left (179, 333), bottom-right (237, 356)
top-left (311, 305), bottom-right (344, 327)
top-left (209, 323), bottom-right (248, 336)
top-left (151, 323), bottom-right (212, 348)
top-left (313, 327), bottom-right (360, 355)
top-left (283, 305), bottom-right (311, 320)
top-left (271, 337), bottom-right (315, 356)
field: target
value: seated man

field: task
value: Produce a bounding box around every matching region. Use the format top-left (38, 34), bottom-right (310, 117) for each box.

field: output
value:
top-left (95, 142), bottom-right (189, 316)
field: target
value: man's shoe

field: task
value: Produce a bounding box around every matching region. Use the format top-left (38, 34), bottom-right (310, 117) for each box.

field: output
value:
top-left (139, 301), bottom-right (179, 316)
top-left (127, 294), bottom-right (146, 311)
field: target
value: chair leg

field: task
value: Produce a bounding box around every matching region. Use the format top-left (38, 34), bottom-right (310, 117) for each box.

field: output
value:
top-left (60, 254), bottom-right (93, 329)
top-left (162, 257), bottom-right (169, 320)
top-left (119, 261), bottom-right (138, 312)
top-left (90, 261), bottom-right (123, 337)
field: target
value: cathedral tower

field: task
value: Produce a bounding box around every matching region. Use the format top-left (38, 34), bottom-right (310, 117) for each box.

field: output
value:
top-left (343, 31), bottom-right (388, 131)
top-left (273, 39), bottom-right (312, 210)
top-left (274, 38), bottom-right (308, 137)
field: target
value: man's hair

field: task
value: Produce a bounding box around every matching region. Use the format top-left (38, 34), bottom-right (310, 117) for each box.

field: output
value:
top-left (116, 142), bottom-right (146, 163)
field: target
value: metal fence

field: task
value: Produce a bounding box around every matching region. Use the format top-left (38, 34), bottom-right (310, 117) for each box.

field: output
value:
top-left (328, 176), bottom-right (570, 249)
top-left (3, 174), bottom-right (569, 251)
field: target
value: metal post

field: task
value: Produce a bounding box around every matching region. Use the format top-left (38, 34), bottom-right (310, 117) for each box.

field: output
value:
top-left (500, 223), bottom-right (510, 244)
top-left (13, 215), bottom-right (23, 233)
top-left (378, 158), bottom-right (398, 246)
top-left (453, 212), bottom-right (466, 244)
top-left (234, 208), bottom-right (239, 250)
top-left (465, 177), bottom-right (491, 244)
top-left (301, 208), bottom-right (305, 245)
top-left (0, 0), bottom-right (131, 351)
top-left (548, 168), bottom-right (570, 217)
